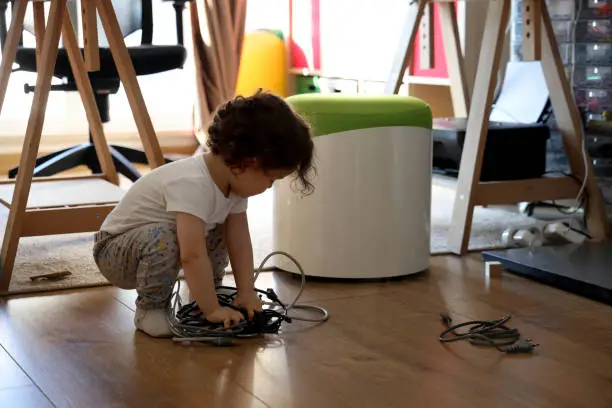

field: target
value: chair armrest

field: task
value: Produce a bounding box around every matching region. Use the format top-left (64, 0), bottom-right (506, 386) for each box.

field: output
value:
top-left (162, 0), bottom-right (192, 46)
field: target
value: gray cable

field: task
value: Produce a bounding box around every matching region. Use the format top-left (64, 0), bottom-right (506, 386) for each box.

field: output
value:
top-left (254, 251), bottom-right (329, 323)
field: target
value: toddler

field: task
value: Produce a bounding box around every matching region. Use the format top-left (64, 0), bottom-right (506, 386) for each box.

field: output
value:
top-left (93, 91), bottom-right (315, 337)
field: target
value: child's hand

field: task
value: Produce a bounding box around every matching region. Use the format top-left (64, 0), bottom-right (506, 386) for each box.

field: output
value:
top-left (233, 291), bottom-right (263, 320)
top-left (206, 306), bottom-right (245, 328)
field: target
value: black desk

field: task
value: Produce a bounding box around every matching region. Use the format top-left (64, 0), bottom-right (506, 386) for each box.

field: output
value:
top-left (483, 242), bottom-right (612, 306)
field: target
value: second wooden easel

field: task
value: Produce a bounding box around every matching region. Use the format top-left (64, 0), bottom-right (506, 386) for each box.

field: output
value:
top-left (388, 0), bottom-right (610, 254)
top-left (0, 0), bottom-right (165, 292)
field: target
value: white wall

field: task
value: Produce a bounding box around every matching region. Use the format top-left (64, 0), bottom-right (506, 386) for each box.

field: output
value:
top-left (0, 0), bottom-right (290, 140)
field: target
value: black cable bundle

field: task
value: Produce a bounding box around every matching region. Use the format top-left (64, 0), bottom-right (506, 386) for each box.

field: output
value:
top-left (173, 286), bottom-right (291, 339)
top-left (168, 251), bottom-right (329, 346)
top-left (439, 312), bottom-right (539, 354)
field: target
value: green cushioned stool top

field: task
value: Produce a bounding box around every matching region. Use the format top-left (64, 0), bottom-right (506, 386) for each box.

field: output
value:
top-left (285, 94), bottom-right (432, 137)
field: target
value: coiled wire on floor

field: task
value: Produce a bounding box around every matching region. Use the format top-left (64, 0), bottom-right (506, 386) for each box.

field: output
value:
top-left (167, 251), bottom-right (329, 343)
top-left (438, 312), bottom-right (539, 354)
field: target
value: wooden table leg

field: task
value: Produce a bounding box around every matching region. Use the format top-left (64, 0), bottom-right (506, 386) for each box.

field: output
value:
top-left (61, 7), bottom-right (118, 185)
top-left (0, 0), bottom-right (27, 115)
top-left (447, 0), bottom-right (511, 255)
top-left (95, 0), bottom-right (165, 169)
top-left (539, 2), bottom-right (611, 240)
top-left (0, 0), bottom-right (67, 291)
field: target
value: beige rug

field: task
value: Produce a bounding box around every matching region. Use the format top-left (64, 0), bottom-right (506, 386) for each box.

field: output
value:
top-left (1, 177), bottom-right (541, 295)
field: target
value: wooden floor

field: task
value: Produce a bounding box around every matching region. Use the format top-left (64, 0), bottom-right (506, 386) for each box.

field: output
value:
top-left (1, 254), bottom-right (612, 408)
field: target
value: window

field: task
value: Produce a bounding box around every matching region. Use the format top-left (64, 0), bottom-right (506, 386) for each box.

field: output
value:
top-left (319, 0), bottom-right (413, 81)
top-left (0, 0), bottom-right (196, 141)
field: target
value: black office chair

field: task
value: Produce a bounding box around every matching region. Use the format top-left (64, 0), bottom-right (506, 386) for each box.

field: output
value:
top-left (8, 0), bottom-right (189, 181)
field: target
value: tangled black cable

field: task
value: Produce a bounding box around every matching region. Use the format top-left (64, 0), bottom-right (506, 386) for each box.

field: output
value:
top-left (172, 286), bottom-right (291, 340)
top-left (439, 313), bottom-right (539, 354)
top-left (168, 251), bottom-right (329, 346)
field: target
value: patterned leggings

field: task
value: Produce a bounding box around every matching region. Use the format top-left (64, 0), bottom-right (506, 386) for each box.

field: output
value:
top-left (93, 223), bottom-right (228, 310)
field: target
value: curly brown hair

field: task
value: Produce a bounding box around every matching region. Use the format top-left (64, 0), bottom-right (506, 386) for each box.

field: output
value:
top-left (206, 90), bottom-right (315, 195)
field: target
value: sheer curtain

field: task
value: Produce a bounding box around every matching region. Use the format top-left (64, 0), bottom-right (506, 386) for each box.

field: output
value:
top-left (190, 0), bottom-right (247, 145)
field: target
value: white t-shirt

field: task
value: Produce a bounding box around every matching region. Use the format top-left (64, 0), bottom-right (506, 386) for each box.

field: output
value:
top-left (101, 154), bottom-right (248, 235)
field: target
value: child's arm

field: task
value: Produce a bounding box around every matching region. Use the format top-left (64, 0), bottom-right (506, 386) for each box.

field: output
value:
top-left (225, 211), bottom-right (254, 292)
top-left (225, 211), bottom-right (262, 319)
top-left (176, 212), bottom-right (244, 327)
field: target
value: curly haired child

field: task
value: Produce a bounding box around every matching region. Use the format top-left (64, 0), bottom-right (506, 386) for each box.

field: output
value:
top-left (92, 91), bottom-right (315, 337)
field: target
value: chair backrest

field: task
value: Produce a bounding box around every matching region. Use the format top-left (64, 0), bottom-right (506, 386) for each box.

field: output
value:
top-left (22, 0), bottom-right (153, 46)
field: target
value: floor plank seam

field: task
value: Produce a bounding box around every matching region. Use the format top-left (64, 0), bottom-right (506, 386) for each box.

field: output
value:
top-left (113, 295), bottom-right (137, 313)
top-left (234, 382), bottom-right (273, 408)
top-left (0, 343), bottom-right (56, 407)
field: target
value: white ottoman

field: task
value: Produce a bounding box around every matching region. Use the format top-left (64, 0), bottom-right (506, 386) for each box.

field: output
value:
top-left (273, 94), bottom-right (433, 279)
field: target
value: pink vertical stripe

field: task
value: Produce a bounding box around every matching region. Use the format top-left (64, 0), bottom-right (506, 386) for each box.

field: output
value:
top-left (311, 0), bottom-right (321, 71)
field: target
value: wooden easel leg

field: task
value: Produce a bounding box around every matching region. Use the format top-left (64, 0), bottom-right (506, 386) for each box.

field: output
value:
top-left (190, 0), bottom-right (212, 141)
top-left (95, 0), bottom-right (165, 169)
top-left (33, 0), bottom-right (46, 71)
top-left (447, 0), bottom-right (511, 255)
top-left (439, 1), bottom-right (470, 117)
top-left (0, 0), bottom-right (27, 115)
top-left (61, 8), bottom-right (119, 185)
top-left (521, 0), bottom-right (541, 61)
top-left (81, 0), bottom-right (100, 71)
top-left (539, 3), bottom-right (611, 240)
top-left (0, 0), bottom-right (67, 291)
top-left (384, 0), bottom-right (427, 94)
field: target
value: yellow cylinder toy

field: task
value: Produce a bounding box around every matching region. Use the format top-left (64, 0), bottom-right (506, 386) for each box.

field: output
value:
top-left (235, 29), bottom-right (288, 98)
